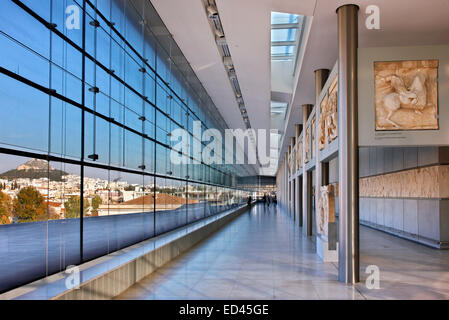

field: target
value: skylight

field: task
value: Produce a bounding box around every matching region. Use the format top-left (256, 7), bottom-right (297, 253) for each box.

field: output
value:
top-left (270, 12), bottom-right (302, 61)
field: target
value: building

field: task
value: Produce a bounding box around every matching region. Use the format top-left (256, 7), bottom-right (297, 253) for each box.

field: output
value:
top-left (0, 0), bottom-right (448, 302)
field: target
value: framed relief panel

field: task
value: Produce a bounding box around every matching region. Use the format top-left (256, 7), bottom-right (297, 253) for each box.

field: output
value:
top-left (297, 138), bottom-right (303, 170)
top-left (318, 94), bottom-right (328, 151)
top-left (358, 45), bottom-right (449, 147)
top-left (374, 60), bottom-right (438, 131)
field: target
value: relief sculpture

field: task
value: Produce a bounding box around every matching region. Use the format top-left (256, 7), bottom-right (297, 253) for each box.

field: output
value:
top-left (318, 95), bottom-right (328, 151)
top-left (318, 76), bottom-right (338, 151)
top-left (297, 139), bottom-right (303, 169)
top-left (374, 60), bottom-right (438, 130)
top-left (311, 116), bottom-right (316, 159)
top-left (289, 155), bottom-right (293, 176)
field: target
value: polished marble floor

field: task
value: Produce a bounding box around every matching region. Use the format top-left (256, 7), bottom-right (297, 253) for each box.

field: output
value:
top-left (115, 203), bottom-right (449, 300)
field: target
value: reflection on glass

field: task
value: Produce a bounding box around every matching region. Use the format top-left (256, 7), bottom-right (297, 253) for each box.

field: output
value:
top-left (0, 0), bottom-right (255, 294)
top-left (0, 154), bottom-right (81, 292)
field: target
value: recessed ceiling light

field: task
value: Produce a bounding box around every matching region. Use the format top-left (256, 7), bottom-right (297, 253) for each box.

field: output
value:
top-left (223, 56), bottom-right (233, 68)
top-left (229, 70), bottom-right (237, 80)
top-left (215, 36), bottom-right (227, 46)
top-left (206, 5), bottom-right (218, 19)
top-left (215, 29), bottom-right (224, 38)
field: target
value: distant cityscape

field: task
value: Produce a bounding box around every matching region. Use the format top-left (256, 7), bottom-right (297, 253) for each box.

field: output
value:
top-left (0, 159), bottom-right (240, 224)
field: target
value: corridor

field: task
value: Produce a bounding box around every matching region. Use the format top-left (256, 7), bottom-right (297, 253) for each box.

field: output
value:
top-left (116, 203), bottom-right (449, 300)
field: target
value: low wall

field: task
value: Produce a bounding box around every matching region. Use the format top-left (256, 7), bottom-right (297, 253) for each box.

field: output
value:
top-left (358, 146), bottom-right (449, 249)
top-left (325, 147), bottom-right (449, 249)
top-left (360, 197), bottom-right (449, 248)
top-left (52, 204), bottom-right (249, 300)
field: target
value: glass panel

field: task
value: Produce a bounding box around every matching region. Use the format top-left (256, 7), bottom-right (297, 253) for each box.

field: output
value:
top-left (271, 12), bottom-right (299, 25)
top-left (155, 178), bottom-right (186, 235)
top-left (0, 0), bottom-right (255, 293)
top-left (0, 154), bottom-right (80, 292)
top-left (271, 28), bottom-right (297, 42)
top-left (271, 45), bottom-right (294, 56)
top-left (187, 182), bottom-right (205, 223)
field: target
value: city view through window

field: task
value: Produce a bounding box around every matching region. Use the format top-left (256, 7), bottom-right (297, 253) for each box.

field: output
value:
top-left (0, 0), bottom-right (257, 293)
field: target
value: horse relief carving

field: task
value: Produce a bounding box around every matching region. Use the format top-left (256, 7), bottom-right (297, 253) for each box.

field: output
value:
top-left (374, 60), bottom-right (438, 130)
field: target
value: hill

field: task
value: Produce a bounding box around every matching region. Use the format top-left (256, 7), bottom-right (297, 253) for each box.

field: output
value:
top-left (0, 159), bottom-right (68, 181)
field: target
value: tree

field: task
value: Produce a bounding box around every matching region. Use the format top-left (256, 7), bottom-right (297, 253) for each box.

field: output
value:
top-left (13, 186), bottom-right (47, 223)
top-left (0, 190), bottom-right (12, 224)
top-left (64, 195), bottom-right (89, 219)
top-left (90, 195), bottom-right (102, 217)
top-left (124, 185), bottom-right (135, 191)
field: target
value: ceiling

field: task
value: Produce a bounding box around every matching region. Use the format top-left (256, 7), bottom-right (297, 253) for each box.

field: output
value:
top-left (278, 0), bottom-right (449, 166)
top-left (150, 0), bottom-right (449, 176)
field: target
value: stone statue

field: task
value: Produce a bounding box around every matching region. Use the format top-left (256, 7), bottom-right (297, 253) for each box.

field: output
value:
top-left (305, 127), bottom-right (310, 163)
top-left (317, 185), bottom-right (335, 238)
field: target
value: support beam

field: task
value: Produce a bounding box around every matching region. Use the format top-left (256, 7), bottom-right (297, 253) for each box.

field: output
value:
top-left (337, 4), bottom-right (359, 284)
top-left (302, 104), bottom-right (313, 236)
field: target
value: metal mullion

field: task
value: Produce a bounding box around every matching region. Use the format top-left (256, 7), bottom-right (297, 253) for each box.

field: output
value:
top-left (80, 0), bottom-right (86, 264)
top-left (271, 40), bottom-right (296, 46)
top-left (153, 37), bottom-right (158, 237)
top-left (0, 66), bottom-right (169, 148)
top-left (15, 0), bottom-right (173, 132)
top-left (84, 0), bottom-right (205, 126)
top-left (16, 0), bottom-right (221, 147)
top-left (1, 62), bottom-right (228, 177)
top-left (11, 0), bottom-right (249, 200)
top-left (0, 146), bottom-right (242, 194)
top-left (271, 23), bottom-right (299, 29)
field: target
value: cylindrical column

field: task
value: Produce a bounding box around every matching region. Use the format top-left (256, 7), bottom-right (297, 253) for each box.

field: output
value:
top-left (315, 69), bottom-right (330, 97)
top-left (337, 4), bottom-right (359, 284)
top-left (302, 104), bottom-right (313, 236)
top-left (322, 162), bottom-right (329, 186)
top-left (290, 137), bottom-right (296, 219)
top-left (285, 155), bottom-right (288, 207)
top-left (314, 69), bottom-right (330, 237)
top-left (285, 153), bottom-right (288, 207)
top-left (283, 156), bottom-right (286, 206)
top-left (295, 124), bottom-right (303, 227)
top-left (288, 145), bottom-right (291, 215)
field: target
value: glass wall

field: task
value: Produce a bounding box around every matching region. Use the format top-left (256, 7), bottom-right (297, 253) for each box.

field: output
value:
top-left (0, 0), bottom-right (254, 293)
